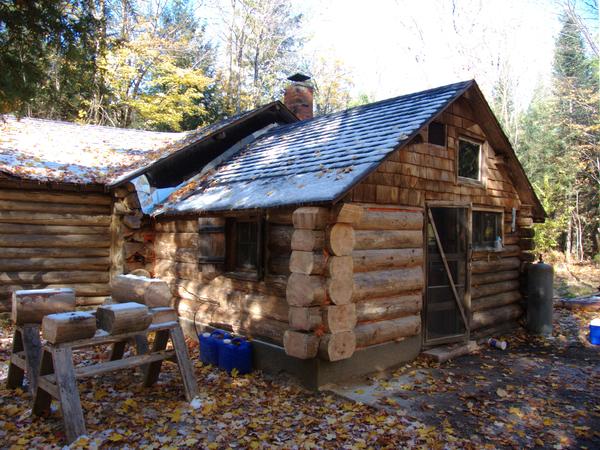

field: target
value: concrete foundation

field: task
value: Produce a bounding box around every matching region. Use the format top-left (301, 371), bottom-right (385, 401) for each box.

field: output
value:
top-left (180, 317), bottom-right (422, 390)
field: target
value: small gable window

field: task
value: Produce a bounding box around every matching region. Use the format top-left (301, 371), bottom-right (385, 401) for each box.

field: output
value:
top-left (458, 138), bottom-right (481, 180)
top-left (225, 217), bottom-right (264, 279)
top-left (428, 121), bottom-right (446, 146)
top-left (473, 210), bottom-right (503, 250)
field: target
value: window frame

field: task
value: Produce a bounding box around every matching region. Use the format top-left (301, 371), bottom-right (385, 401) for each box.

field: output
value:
top-left (457, 136), bottom-right (483, 184)
top-left (471, 207), bottom-right (504, 252)
top-left (224, 215), bottom-right (265, 280)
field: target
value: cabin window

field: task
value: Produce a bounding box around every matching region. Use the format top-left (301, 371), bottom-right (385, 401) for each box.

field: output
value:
top-left (428, 121), bottom-right (446, 146)
top-left (458, 138), bottom-right (481, 180)
top-left (472, 211), bottom-right (503, 250)
top-left (225, 217), bottom-right (264, 278)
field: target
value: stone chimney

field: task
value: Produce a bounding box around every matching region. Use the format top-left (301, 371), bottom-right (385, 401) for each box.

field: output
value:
top-left (284, 73), bottom-right (313, 121)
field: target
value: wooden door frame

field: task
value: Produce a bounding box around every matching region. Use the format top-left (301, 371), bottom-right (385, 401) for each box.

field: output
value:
top-left (422, 202), bottom-right (472, 347)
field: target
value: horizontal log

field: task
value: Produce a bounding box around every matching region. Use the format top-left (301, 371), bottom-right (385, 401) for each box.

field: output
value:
top-left (519, 228), bottom-right (535, 238)
top-left (472, 280), bottom-right (520, 299)
top-left (0, 200), bottom-right (110, 215)
top-left (291, 229), bottom-right (325, 252)
top-left (472, 290), bottom-right (521, 312)
top-left (169, 274), bottom-right (287, 299)
top-left (154, 219), bottom-right (199, 233)
top-left (0, 189), bottom-right (111, 205)
top-left (0, 247), bottom-right (110, 259)
top-left (504, 235), bottom-right (519, 245)
top-left (293, 207), bottom-right (330, 230)
top-left (173, 282), bottom-right (288, 322)
top-left (471, 270), bottom-right (519, 286)
top-left (471, 257), bottom-right (520, 274)
top-left (267, 225), bottom-right (293, 255)
top-left (154, 232), bottom-right (198, 248)
top-left (352, 248), bottom-right (423, 272)
top-left (286, 273), bottom-right (326, 307)
top-left (354, 315), bottom-right (421, 348)
top-left (332, 204), bottom-right (364, 225)
top-left (284, 330), bottom-right (319, 359)
top-left (12, 288), bottom-right (76, 324)
top-left (519, 238), bottom-right (535, 250)
top-left (353, 267), bottom-right (423, 302)
top-left (471, 304), bottom-right (523, 330)
top-left (355, 209), bottom-right (423, 231)
top-left (154, 259), bottom-right (200, 280)
top-left (154, 246), bottom-right (197, 264)
top-left (112, 274), bottom-right (171, 308)
top-left (290, 251), bottom-right (327, 275)
top-left (0, 257), bottom-right (110, 271)
top-left (267, 256), bottom-right (290, 276)
top-left (0, 223), bottom-right (109, 235)
top-left (266, 208), bottom-right (294, 225)
top-left (472, 245), bottom-right (520, 260)
top-left (0, 211), bottom-right (111, 226)
top-left (516, 217), bottom-right (533, 227)
top-left (354, 230), bottom-right (423, 250)
top-left (0, 234), bottom-right (110, 248)
top-left (288, 304), bottom-right (356, 332)
top-left (76, 296), bottom-right (109, 306)
top-left (42, 311), bottom-right (96, 344)
top-left (96, 302), bottom-right (152, 334)
top-left (0, 271), bottom-right (109, 285)
top-left (355, 293), bottom-right (422, 322)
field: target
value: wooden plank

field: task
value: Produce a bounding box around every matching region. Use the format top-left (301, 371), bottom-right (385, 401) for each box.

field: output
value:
top-left (21, 325), bottom-right (42, 393)
top-left (169, 326), bottom-right (199, 401)
top-left (32, 350), bottom-right (54, 416)
top-left (52, 347), bottom-right (87, 443)
top-left (6, 328), bottom-right (25, 389)
top-left (0, 211), bottom-right (111, 226)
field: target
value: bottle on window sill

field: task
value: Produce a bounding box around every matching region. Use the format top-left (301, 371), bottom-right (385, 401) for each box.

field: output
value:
top-left (494, 236), bottom-right (503, 252)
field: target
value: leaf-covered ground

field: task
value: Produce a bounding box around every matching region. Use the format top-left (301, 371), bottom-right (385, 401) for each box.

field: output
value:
top-left (0, 305), bottom-right (598, 449)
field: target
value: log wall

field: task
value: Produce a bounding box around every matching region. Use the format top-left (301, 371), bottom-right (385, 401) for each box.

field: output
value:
top-left (153, 209), bottom-right (294, 345)
top-left (0, 186), bottom-right (113, 310)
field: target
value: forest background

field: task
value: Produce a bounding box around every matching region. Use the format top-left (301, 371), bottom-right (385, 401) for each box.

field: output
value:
top-left (0, 0), bottom-right (598, 263)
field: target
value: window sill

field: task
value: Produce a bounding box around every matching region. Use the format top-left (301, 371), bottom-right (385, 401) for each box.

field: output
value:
top-left (224, 271), bottom-right (261, 282)
top-left (457, 176), bottom-right (484, 187)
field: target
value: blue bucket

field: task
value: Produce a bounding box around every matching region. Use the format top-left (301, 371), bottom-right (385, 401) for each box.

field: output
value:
top-left (199, 329), bottom-right (231, 365)
top-left (590, 318), bottom-right (600, 345)
top-left (218, 337), bottom-right (253, 375)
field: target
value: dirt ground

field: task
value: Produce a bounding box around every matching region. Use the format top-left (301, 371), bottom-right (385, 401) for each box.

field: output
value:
top-left (0, 303), bottom-right (598, 448)
top-left (551, 257), bottom-right (600, 299)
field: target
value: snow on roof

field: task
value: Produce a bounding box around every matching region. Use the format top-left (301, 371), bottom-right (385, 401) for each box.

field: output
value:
top-left (157, 80), bottom-right (473, 214)
top-left (0, 110), bottom-right (265, 185)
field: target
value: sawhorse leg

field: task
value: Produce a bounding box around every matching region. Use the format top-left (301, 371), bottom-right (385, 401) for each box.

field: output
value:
top-left (53, 347), bottom-right (86, 444)
top-left (169, 326), bottom-right (199, 401)
top-left (7, 325), bottom-right (41, 394)
top-left (143, 329), bottom-right (170, 387)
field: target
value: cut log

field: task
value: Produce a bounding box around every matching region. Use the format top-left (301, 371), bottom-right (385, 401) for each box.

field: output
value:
top-left (355, 209), bottom-right (423, 231)
top-left (111, 275), bottom-right (171, 307)
top-left (12, 288), bottom-right (76, 324)
top-left (124, 192), bottom-right (141, 210)
top-left (96, 302), bottom-right (152, 335)
top-left (0, 283), bottom-right (109, 297)
top-left (472, 291), bottom-right (521, 312)
top-left (472, 280), bottom-right (520, 299)
top-left (354, 230), bottom-right (423, 250)
top-left (326, 223), bottom-right (355, 256)
top-left (471, 257), bottom-right (521, 274)
top-left (286, 273), bottom-right (326, 307)
top-left (353, 267), bottom-right (423, 302)
top-left (291, 229), bottom-right (325, 251)
top-left (129, 268), bottom-right (151, 278)
top-left (516, 217), bottom-right (533, 227)
top-left (288, 306), bottom-right (322, 330)
top-left (124, 242), bottom-right (153, 260)
top-left (471, 304), bottom-right (523, 330)
top-left (293, 207), bottom-right (330, 230)
top-left (326, 256), bottom-right (353, 279)
top-left (77, 296), bottom-right (109, 306)
top-left (471, 270), bottom-right (519, 286)
top-left (0, 257), bottom-right (110, 271)
top-left (353, 248), bottom-right (423, 272)
top-left (283, 330), bottom-right (319, 359)
top-left (150, 307), bottom-right (178, 325)
top-left (333, 204), bottom-right (364, 225)
top-left (0, 211), bottom-right (111, 226)
top-left (326, 275), bottom-right (354, 305)
top-left (289, 251), bottom-right (327, 275)
top-left (319, 331), bottom-right (356, 361)
top-left (41, 311), bottom-right (96, 344)
top-left (323, 304), bottom-right (356, 333)
top-left (355, 293), bottom-right (422, 322)
top-left (354, 315), bottom-right (421, 348)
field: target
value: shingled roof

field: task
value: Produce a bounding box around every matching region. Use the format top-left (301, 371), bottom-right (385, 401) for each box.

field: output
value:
top-left (0, 106), bottom-right (282, 185)
top-left (157, 80), bottom-right (473, 215)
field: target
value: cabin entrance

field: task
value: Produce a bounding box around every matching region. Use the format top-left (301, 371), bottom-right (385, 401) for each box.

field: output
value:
top-left (424, 206), bottom-right (470, 346)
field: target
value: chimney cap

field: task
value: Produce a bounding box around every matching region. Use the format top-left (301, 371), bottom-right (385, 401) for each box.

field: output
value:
top-left (287, 73), bottom-right (311, 83)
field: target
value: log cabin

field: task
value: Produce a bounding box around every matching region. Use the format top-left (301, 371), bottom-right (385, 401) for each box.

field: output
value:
top-left (1, 77), bottom-right (545, 387)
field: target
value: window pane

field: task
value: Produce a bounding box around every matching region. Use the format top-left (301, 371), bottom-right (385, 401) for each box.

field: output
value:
top-left (473, 211), bottom-right (501, 249)
top-left (235, 221), bottom-right (258, 270)
top-left (458, 140), bottom-right (480, 179)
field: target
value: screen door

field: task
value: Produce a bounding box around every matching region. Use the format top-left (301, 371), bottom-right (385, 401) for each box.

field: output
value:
top-left (424, 206), bottom-right (470, 345)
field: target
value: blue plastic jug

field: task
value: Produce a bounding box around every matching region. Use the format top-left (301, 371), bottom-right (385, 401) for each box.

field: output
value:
top-left (218, 337), bottom-right (253, 375)
top-left (590, 318), bottom-right (600, 345)
top-left (199, 329), bottom-right (231, 365)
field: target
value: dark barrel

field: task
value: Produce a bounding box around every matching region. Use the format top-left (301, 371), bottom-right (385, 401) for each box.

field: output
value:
top-left (526, 258), bottom-right (554, 336)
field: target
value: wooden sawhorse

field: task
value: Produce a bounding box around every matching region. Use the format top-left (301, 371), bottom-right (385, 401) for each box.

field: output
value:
top-left (7, 324), bottom-right (42, 394)
top-left (32, 321), bottom-right (199, 444)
